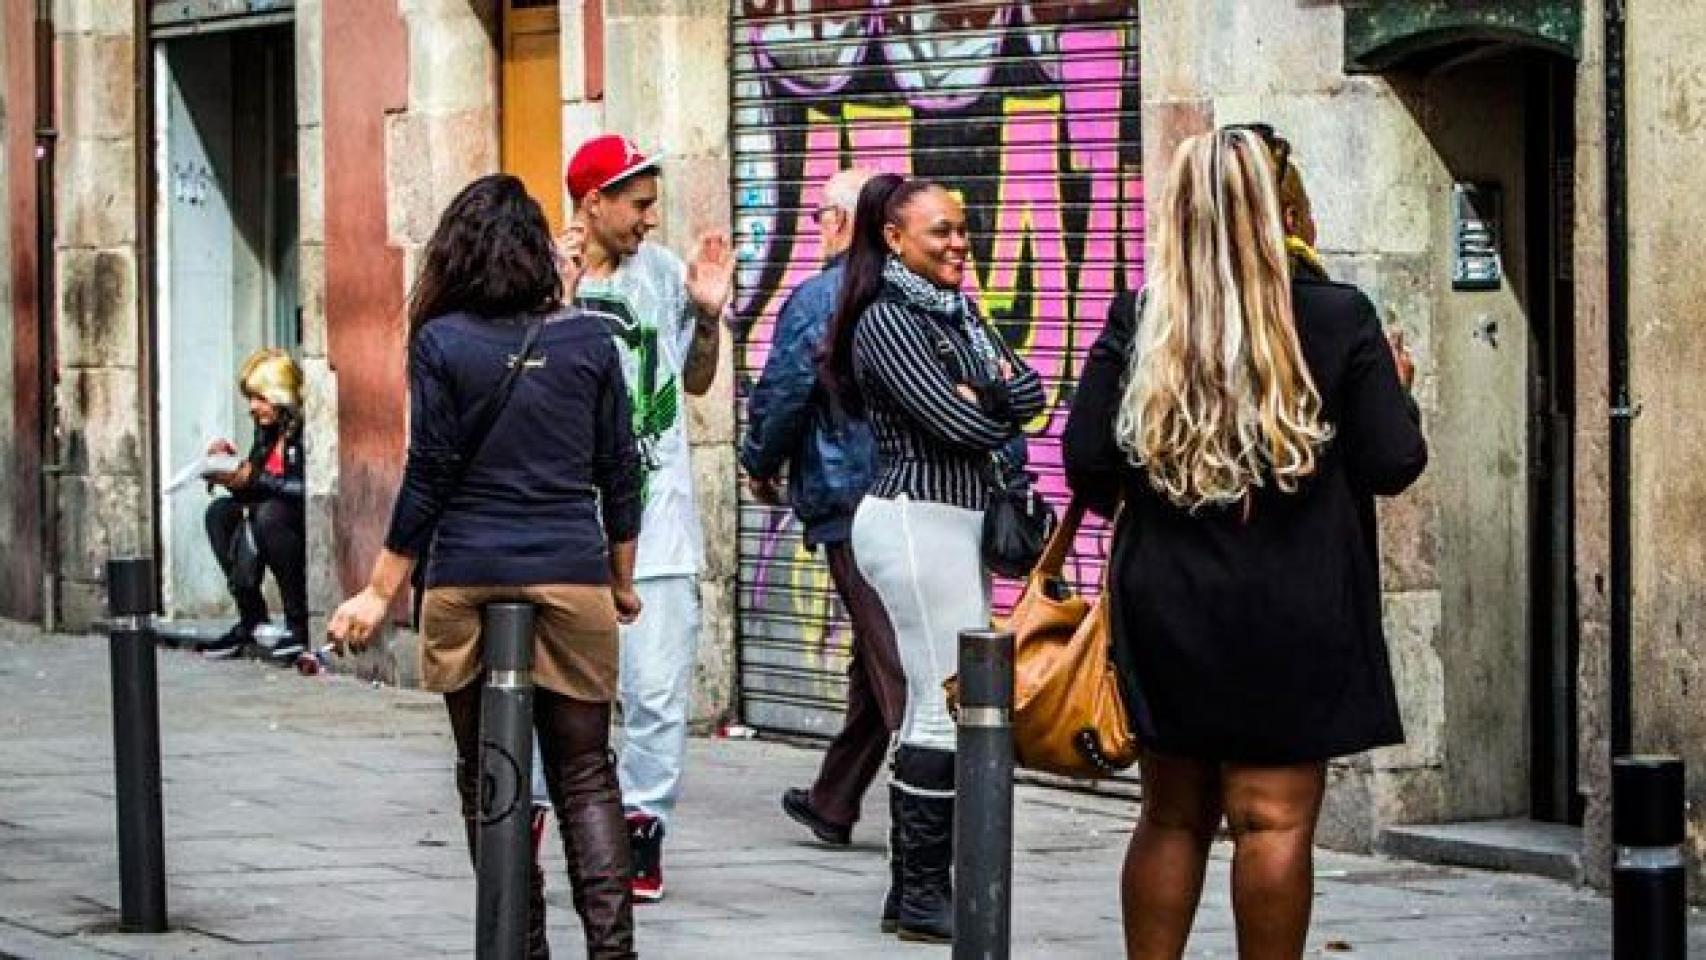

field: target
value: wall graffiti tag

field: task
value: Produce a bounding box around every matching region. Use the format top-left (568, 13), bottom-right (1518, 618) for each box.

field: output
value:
top-left (732, 0), bottom-right (1143, 735)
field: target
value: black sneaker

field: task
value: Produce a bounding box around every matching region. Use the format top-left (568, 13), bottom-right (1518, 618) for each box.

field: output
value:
top-left (782, 788), bottom-right (852, 846)
top-left (197, 625), bottom-right (250, 660)
top-left (627, 812), bottom-right (665, 903)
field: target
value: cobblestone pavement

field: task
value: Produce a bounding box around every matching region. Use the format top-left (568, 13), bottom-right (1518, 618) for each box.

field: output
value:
top-left (1, 625), bottom-right (1699, 958)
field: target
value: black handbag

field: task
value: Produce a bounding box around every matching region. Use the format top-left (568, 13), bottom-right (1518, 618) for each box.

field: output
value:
top-left (980, 455), bottom-right (1056, 580)
top-left (225, 510), bottom-right (265, 593)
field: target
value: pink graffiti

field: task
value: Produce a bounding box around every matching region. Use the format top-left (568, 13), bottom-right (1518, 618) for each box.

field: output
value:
top-left (980, 95), bottom-right (1071, 395)
top-left (740, 111), bottom-right (843, 374)
top-left (1062, 27), bottom-right (1128, 360)
top-left (737, 13), bottom-right (1143, 629)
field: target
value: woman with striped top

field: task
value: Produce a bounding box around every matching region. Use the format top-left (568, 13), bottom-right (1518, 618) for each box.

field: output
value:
top-left (822, 175), bottom-right (1045, 943)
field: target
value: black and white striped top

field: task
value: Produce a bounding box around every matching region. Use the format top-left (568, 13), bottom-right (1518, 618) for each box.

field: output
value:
top-left (852, 276), bottom-right (1046, 511)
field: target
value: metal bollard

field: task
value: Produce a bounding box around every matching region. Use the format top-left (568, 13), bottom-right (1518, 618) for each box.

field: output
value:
top-left (1613, 755), bottom-right (1686, 959)
top-left (476, 603), bottom-right (537, 960)
top-left (106, 556), bottom-right (167, 933)
top-left (954, 629), bottom-right (1015, 960)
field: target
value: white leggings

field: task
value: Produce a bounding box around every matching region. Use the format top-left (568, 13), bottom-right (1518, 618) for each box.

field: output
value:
top-left (851, 495), bottom-right (991, 752)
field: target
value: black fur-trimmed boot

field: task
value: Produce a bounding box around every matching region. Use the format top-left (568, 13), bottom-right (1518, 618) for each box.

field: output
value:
top-left (893, 745), bottom-right (955, 944)
top-left (881, 783), bottom-right (902, 933)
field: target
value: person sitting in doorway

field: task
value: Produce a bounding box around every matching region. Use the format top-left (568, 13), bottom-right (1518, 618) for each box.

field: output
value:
top-left (198, 348), bottom-right (308, 665)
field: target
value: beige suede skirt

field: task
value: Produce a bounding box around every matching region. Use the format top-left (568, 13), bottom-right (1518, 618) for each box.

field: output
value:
top-left (419, 583), bottom-right (619, 702)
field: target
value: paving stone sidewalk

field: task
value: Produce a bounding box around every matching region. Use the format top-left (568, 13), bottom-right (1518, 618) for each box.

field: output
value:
top-left (1, 625), bottom-right (1699, 958)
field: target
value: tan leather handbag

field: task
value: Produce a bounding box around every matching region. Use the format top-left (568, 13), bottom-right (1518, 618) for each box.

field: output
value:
top-left (1001, 498), bottom-right (1140, 778)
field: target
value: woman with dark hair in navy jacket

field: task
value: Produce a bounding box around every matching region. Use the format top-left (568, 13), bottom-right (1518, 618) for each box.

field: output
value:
top-left (329, 174), bottom-right (642, 959)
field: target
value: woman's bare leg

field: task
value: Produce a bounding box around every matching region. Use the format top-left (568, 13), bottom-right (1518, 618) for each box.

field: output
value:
top-left (1123, 751), bottom-right (1223, 959)
top-left (1221, 761), bottom-right (1327, 960)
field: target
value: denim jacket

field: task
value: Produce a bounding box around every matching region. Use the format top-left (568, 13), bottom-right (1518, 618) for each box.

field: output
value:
top-left (740, 260), bottom-right (876, 548)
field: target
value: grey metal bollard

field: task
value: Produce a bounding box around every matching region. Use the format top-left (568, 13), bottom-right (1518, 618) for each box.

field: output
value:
top-left (476, 603), bottom-right (537, 960)
top-left (1613, 755), bottom-right (1686, 959)
top-left (954, 628), bottom-right (1015, 960)
top-left (106, 556), bottom-right (167, 933)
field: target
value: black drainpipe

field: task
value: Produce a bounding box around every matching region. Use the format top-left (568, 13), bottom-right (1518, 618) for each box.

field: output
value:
top-left (135, 0), bottom-right (160, 602)
top-left (1604, 0), bottom-right (1632, 760)
top-left (33, 0), bottom-right (59, 632)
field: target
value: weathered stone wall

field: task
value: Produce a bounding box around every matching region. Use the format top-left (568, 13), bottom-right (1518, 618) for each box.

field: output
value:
top-left (1, 0), bottom-right (42, 623)
top-left (603, 0), bottom-right (738, 729)
top-left (1624, 0), bottom-right (1706, 900)
top-left (0, 1), bottom-right (15, 620)
top-left (54, 1), bottom-right (147, 627)
top-left (1570, 0), bottom-right (1613, 892)
top-left (295, 0), bottom-right (338, 658)
top-left (302, 0), bottom-right (498, 687)
top-left (558, 0), bottom-right (604, 169)
top-left (1142, 1), bottom-right (1541, 848)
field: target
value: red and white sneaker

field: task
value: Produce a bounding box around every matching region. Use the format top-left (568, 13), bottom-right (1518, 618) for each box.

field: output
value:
top-left (627, 812), bottom-right (665, 903)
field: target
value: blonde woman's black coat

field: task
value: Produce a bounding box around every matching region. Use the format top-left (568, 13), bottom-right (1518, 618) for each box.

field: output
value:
top-left (1063, 277), bottom-right (1427, 763)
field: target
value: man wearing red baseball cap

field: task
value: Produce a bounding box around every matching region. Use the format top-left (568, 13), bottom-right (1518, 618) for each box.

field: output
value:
top-left (564, 133), bottom-right (735, 905)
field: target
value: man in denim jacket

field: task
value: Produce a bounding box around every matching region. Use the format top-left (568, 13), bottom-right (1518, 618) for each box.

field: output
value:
top-left (742, 168), bottom-right (904, 850)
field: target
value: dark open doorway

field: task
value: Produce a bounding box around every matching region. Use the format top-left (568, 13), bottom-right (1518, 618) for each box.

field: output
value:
top-left (1524, 54), bottom-right (1581, 826)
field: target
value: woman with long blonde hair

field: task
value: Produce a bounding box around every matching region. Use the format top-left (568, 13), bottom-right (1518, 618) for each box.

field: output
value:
top-left (1064, 128), bottom-right (1425, 958)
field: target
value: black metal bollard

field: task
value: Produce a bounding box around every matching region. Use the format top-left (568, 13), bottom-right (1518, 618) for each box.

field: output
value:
top-left (954, 628), bottom-right (1015, 960)
top-left (476, 603), bottom-right (537, 960)
top-left (1613, 755), bottom-right (1686, 959)
top-left (106, 556), bottom-right (167, 933)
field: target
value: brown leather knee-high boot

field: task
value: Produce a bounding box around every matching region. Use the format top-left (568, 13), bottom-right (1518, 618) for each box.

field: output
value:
top-left (448, 684), bottom-right (552, 959)
top-left (537, 693), bottom-right (635, 960)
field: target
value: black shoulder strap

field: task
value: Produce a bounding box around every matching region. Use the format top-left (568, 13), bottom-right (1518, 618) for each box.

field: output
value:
top-left (457, 316), bottom-right (545, 469)
top-left (407, 316), bottom-right (546, 622)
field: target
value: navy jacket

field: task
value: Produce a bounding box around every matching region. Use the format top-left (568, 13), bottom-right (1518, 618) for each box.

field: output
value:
top-left (384, 311), bottom-right (643, 588)
top-left (741, 260), bottom-right (875, 548)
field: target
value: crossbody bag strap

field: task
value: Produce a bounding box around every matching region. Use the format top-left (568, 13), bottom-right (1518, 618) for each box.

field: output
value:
top-left (406, 315), bottom-right (546, 605)
top-left (410, 315), bottom-right (548, 531)
top-left (458, 316), bottom-right (545, 468)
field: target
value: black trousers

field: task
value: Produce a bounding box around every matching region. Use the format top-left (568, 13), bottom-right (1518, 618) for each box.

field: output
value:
top-left (204, 496), bottom-right (308, 630)
top-left (808, 541), bottom-right (906, 828)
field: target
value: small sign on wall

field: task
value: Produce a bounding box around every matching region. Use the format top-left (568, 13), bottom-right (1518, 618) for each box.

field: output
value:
top-left (1453, 181), bottom-right (1503, 291)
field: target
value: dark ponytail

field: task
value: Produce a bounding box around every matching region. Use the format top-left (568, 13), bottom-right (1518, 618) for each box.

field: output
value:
top-left (820, 174), bottom-right (936, 414)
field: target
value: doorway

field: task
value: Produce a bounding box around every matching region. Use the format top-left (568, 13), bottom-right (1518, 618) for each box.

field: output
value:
top-left (501, 0), bottom-right (565, 232)
top-left (1409, 45), bottom-right (1581, 829)
top-left (1523, 55), bottom-right (1581, 826)
top-left (153, 26), bottom-right (298, 619)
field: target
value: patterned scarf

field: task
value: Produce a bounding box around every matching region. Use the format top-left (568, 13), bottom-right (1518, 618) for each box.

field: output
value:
top-left (882, 257), bottom-right (1002, 372)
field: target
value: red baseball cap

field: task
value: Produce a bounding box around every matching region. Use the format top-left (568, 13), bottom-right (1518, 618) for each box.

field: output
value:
top-left (565, 134), bottom-right (663, 202)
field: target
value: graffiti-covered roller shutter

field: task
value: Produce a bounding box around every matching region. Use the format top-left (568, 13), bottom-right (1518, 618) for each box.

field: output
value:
top-left (732, 1), bottom-right (1144, 738)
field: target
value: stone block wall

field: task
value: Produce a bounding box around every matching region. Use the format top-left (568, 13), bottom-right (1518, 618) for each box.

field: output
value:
top-left (54, 4), bottom-right (147, 627)
top-left (603, 0), bottom-right (738, 729)
top-left (1570, 0), bottom-right (1612, 890)
top-left (0, 0), bottom-right (15, 621)
top-left (1624, 0), bottom-right (1706, 900)
top-left (294, 0), bottom-right (340, 666)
